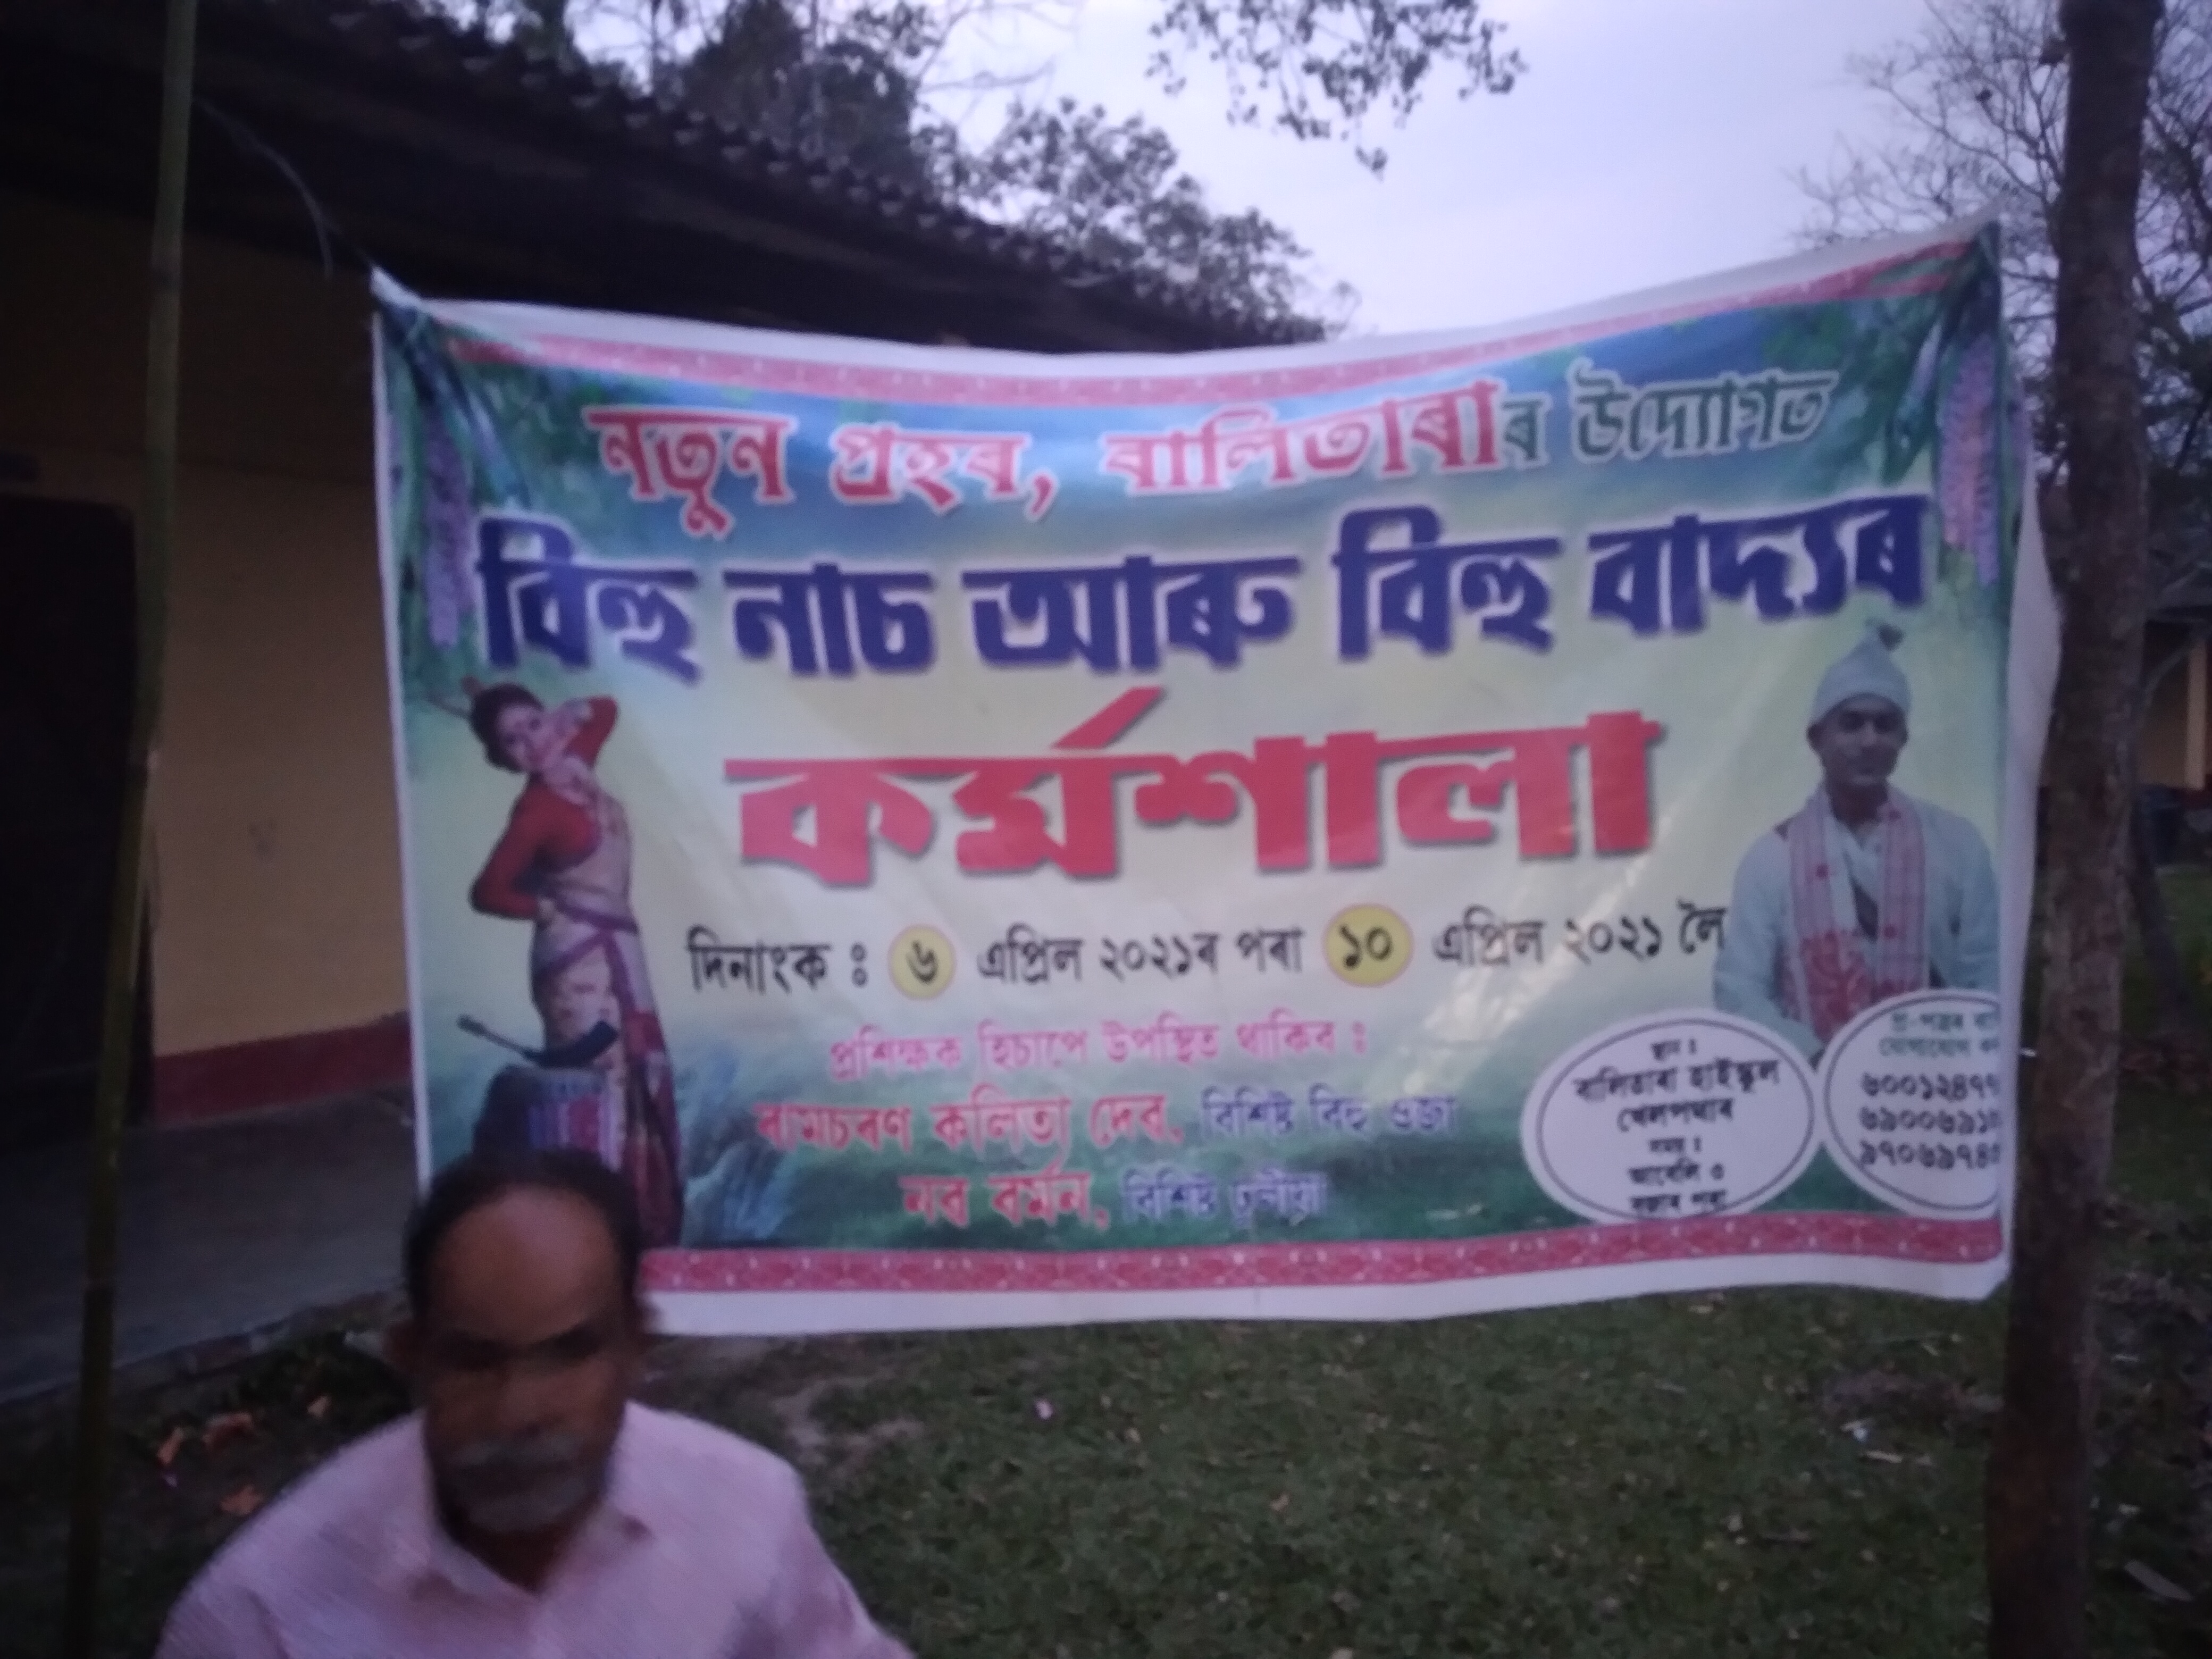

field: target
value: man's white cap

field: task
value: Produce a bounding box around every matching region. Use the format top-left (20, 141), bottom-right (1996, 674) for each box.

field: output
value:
top-left (1808, 622), bottom-right (1912, 728)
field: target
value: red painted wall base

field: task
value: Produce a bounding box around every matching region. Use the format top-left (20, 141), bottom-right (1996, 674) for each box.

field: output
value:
top-left (153, 1013), bottom-right (412, 1125)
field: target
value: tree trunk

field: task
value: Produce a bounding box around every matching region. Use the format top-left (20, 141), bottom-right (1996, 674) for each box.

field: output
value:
top-left (1985, 4), bottom-right (2163, 1658)
top-left (2130, 632), bottom-right (2208, 1043)
top-left (2127, 790), bottom-right (2201, 1040)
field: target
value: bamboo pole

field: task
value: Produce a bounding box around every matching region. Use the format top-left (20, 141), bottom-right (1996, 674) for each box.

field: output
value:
top-left (58, 0), bottom-right (198, 1650)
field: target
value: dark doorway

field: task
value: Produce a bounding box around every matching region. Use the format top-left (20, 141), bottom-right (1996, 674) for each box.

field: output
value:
top-left (0, 495), bottom-right (148, 1151)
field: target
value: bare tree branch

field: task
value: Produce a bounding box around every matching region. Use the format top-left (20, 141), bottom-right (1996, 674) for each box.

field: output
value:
top-left (1797, 0), bottom-right (2211, 591)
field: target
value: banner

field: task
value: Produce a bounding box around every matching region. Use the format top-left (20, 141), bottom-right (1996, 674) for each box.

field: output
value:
top-left (373, 219), bottom-right (2054, 1331)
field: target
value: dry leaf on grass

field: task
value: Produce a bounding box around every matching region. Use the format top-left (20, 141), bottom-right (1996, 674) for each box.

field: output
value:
top-left (202, 1412), bottom-right (256, 1455)
top-left (306, 1395), bottom-right (331, 1421)
top-left (217, 1485), bottom-right (265, 1519)
top-left (153, 1428), bottom-right (187, 1469)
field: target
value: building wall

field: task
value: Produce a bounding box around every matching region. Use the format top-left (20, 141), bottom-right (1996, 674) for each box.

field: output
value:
top-left (0, 190), bottom-right (407, 1117)
top-left (2141, 630), bottom-right (2209, 791)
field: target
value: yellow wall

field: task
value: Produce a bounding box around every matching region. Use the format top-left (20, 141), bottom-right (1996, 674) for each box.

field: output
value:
top-left (0, 190), bottom-right (404, 1054)
top-left (2141, 633), bottom-right (2208, 791)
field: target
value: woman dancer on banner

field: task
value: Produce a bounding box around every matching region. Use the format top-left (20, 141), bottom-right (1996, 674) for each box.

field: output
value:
top-left (464, 681), bottom-right (684, 1245)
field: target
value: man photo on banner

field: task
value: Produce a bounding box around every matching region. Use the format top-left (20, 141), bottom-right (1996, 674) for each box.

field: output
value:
top-left (1713, 622), bottom-right (1999, 1062)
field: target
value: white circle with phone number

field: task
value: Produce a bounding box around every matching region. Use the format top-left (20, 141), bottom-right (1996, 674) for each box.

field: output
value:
top-left (1817, 990), bottom-right (2006, 1216)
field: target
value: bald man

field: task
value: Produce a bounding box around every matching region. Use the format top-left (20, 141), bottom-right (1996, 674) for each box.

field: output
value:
top-left (157, 1149), bottom-right (909, 1658)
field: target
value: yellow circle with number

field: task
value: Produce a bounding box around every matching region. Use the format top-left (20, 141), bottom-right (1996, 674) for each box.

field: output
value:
top-left (1325, 904), bottom-right (1412, 987)
top-left (889, 925), bottom-right (956, 1000)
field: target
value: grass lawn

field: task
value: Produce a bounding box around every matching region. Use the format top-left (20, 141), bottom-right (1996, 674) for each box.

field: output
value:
top-left (4, 893), bottom-right (2209, 1657)
top-left (6, 1091), bottom-right (2205, 1659)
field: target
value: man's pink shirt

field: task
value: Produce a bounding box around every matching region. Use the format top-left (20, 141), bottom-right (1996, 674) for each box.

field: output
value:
top-left (155, 1403), bottom-right (911, 1658)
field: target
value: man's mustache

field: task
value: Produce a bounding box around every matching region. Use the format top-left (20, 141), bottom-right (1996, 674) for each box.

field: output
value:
top-left (447, 1432), bottom-right (590, 1477)
top-left (439, 1431), bottom-right (604, 1533)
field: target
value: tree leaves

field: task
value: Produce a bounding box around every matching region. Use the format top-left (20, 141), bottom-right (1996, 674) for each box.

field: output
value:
top-left (1144, 0), bottom-right (1520, 172)
top-left (939, 96), bottom-right (1352, 336)
top-left (672, 0), bottom-right (936, 189)
top-left (455, 0), bottom-right (1519, 176)
top-left (425, 0), bottom-right (1403, 332)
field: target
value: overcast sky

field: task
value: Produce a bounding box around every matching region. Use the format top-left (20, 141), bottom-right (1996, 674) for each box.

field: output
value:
top-left (954, 0), bottom-right (1940, 334)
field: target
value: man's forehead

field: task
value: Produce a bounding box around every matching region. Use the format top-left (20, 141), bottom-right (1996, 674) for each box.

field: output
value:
top-left (427, 1187), bottom-right (624, 1326)
top-left (1825, 694), bottom-right (1906, 720)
